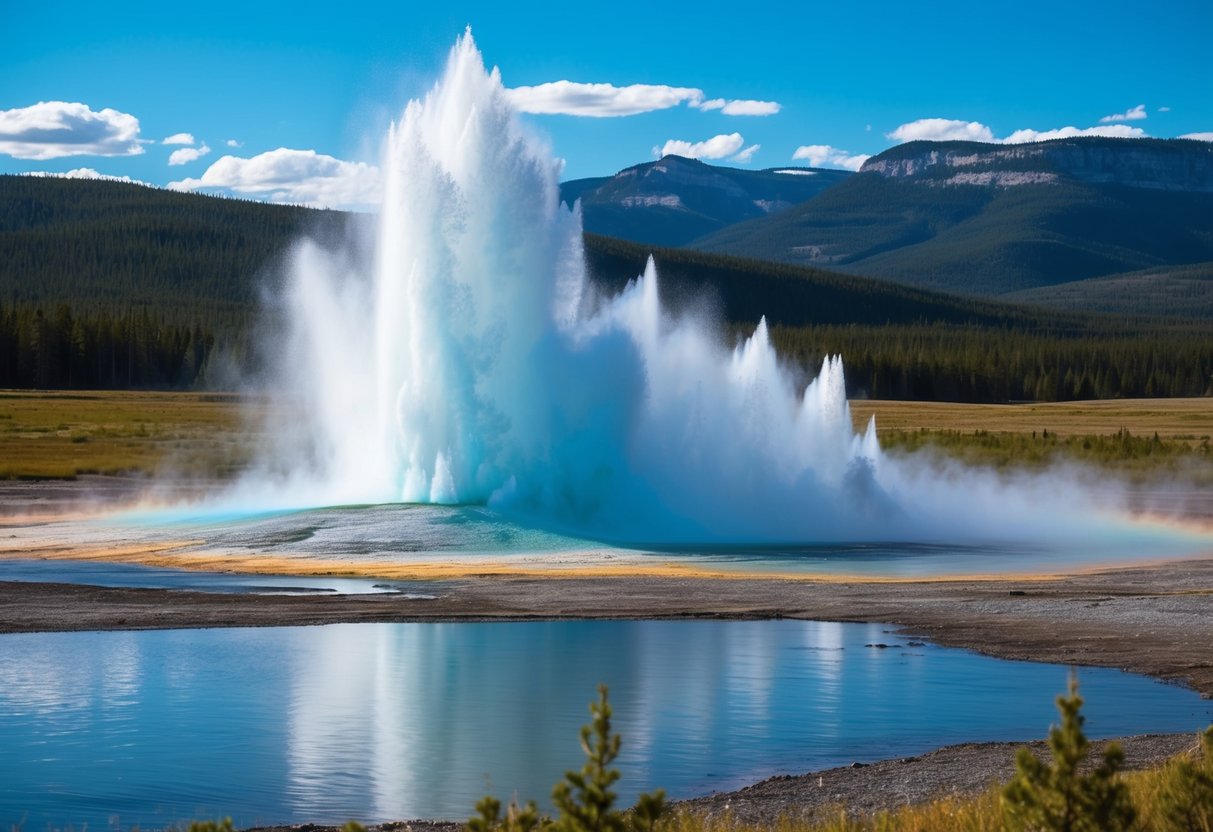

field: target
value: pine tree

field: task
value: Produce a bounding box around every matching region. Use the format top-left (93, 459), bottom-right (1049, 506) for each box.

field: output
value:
top-left (1002, 673), bottom-right (1135, 832)
top-left (469, 685), bottom-right (665, 832)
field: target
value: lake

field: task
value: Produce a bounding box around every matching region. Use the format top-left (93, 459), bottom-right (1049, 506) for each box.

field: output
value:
top-left (2, 619), bottom-right (1209, 831)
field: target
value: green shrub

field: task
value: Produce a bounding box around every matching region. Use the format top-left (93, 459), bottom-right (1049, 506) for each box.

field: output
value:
top-left (469, 684), bottom-right (666, 832)
top-left (1002, 674), bottom-right (1135, 831)
top-left (187, 820), bottom-right (234, 832)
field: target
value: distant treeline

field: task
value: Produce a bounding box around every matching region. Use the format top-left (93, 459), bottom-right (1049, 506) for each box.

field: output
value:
top-left (0, 303), bottom-right (215, 389)
top-left (0, 174), bottom-right (349, 332)
top-left (773, 324), bottom-right (1213, 402)
top-left (2, 175), bottom-right (1211, 401)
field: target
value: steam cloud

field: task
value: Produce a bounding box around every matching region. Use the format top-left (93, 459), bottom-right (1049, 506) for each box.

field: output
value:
top-left (224, 32), bottom-right (1208, 555)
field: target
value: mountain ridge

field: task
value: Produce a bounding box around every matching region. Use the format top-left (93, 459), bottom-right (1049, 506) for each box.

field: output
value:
top-left (559, 155), bottom-right (850, 247)
top-left (691, 137), bottom-right (1213, 297)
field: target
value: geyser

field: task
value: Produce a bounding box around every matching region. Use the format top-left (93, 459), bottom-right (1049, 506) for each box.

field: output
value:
top-left (238, 32), bottom-right (1192, 549)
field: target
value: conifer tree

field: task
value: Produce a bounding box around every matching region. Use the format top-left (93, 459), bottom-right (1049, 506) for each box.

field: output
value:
top-left (1002, 673), bottom-right (1135, 832)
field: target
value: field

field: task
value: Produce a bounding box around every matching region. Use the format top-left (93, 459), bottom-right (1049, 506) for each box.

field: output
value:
top-left (0, 390), bottom-right (262, 479)
top-left (0, 391), bottom-right (1210, 481)
top-left (853, 398), bottom-right (1213, 478)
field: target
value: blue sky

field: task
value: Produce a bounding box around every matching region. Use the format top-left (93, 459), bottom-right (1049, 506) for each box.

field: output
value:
top-left (2, 0), bottom-right (1210, 207)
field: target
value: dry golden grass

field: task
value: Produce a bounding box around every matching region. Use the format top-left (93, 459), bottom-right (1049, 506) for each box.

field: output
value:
top-left (0, 390), bottom-right (262, 479)
top-left (851, 399), bottom-right (1213, 444)
top-left (1, 392), bottom-right (1210, 480)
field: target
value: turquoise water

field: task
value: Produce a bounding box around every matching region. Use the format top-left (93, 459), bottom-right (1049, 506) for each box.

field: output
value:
top-left (1, 620), bottom-right (1209, 831)
top-left (68, 502), bottom-right (1213, 576)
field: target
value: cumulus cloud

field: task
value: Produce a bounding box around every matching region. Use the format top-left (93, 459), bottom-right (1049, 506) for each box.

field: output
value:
top-left (655, 133), bottom-right (746, 160)
top-left (0, 101), bottom-right (143, 160)
top-left (23, 167), bottom-right (150, 186)
top-left (887, 118), bottom-right (996, 143)
top-left (886, 116), bottom-right (1149, 146)
top-left (732, 144), bottom-right (761, 163)
top-left (168, 144), bottom-right (211, 166)
top-left (225, 139), bottom-right (242, 148)
top-left (1001, 124), bottom-right (1146, 143)
top-left (792, 144), bottom-right (871, 171)
top-left (506, 82), bottom-right (780, 118)
top-left (1158, 106), bottom-right (1171, 113)
top-left (692, 98), bottom-right (781, 116)
top-left (1180, 132), bottom-right (1213, 142)
top-left (163, 133), bottom-right (195, 145)
top-left (507, 82), bottom-right (704, 117)
top-left (169, 147), bottom-right (380, 208)
top-left (1100, 104), bottom-right (1147, 123)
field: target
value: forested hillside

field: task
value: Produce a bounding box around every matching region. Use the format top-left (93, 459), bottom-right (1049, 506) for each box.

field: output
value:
top-left (2, 175), bottom-right (1210, 401)
top-left (692, 137), bottom-right (1213, 299)
top-left (0, 175), bottom-right (348, 328)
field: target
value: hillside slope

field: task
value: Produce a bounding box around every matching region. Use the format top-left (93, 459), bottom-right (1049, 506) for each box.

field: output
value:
top-left (692, 138), bottom-right (1213, 297)
top-left (4, 175), bottom-right (1210, 401)
top-left (560, 155), bottom-right (849, 247)
top-left (0, 174), bottom-right (349, 329)
top-left (1004, 261), bottom-right (1213, 317)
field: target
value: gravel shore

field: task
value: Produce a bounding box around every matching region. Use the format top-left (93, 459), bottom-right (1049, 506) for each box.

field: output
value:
top-left (3, 477), bottom-right (1211, 826)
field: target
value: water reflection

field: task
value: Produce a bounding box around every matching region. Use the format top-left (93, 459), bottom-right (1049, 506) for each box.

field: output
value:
top-left (1, 620), bottom-right (1210, 831)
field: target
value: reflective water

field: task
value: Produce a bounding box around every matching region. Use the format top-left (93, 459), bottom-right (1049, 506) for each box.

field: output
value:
top-left (2, 620), bottom-right (1209, 831)
top-left (0, 558), bottom-right (436, 597)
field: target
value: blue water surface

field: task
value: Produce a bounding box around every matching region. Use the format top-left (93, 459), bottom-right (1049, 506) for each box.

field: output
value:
top-left (1, 619), bottom-right (1209, 831)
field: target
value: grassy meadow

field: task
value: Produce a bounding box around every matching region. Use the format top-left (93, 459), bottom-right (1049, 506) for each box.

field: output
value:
top-left (0, 391), bottom-right (1210, 481)
top-left (0, 390), bottom-right (262, 480)
top-left (852, 398), bottom-right (1213, 479)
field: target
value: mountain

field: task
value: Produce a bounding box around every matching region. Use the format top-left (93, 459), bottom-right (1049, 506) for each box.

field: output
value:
top-left (559, 155), bottom-right (850, 247)
top-left (4, 174), bottom-right (1210, 402)
top-left (0, 173), bottom-right (1026, 331)
top-left (692, 137), bottom-right (1213, 297)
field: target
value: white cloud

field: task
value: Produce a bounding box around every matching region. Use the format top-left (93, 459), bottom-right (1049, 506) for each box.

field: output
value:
top-left (721, 99), bottom-right (780, 117)
top-left (655, 133), bottom-right (746, 160)
top-left (507, 82), bottom-right (780, 118)
top-left (507, 81), bottom-right (704, 117)
top-left (1180, 132), bottom-right (1213, 142)
top-left (886, 116), bottom-right (1149, 146)
top-left (887, 118), bottom-right (996, 143)
top-left (168, 143), bottom-right (211, 166)
top-left (163, 133), bottom-right (195, 145)
top-left (0, 101), bottom-right (143, 160)
top-left (169, 147), bottom-right (380, 208)
top-left (792, 144), bottom-right (870, 171)
top-left (225, 139), bottom-right (242, 148)
top-left (731, 144), bottom-right (761, 163)
top-left (1001, 124), bottom-right (1146, 143)
top-left (1099, 104), bottom-right (1147, 123)
top-left (1158, 106), bottom-right (1171, 113)
top-left (23, 167), bottom-right (150, 186)
top-left (690, 98), bottom-right (780, 116)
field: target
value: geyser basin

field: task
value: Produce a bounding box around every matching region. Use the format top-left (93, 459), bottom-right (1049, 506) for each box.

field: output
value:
top-left (3, 620), bottom-right (1210, 830)
top-left (217, 30), bottom-right (1213, 555)
top-left (4, 501), bottom-right (1211, 578)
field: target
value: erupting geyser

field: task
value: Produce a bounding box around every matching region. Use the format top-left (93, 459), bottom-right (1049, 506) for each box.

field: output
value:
top-left (238, 31), bottom-right (1192, 549)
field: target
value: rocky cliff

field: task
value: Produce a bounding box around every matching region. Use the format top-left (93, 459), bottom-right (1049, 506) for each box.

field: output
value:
top-left (861, 137), bottom-right (1213, 191)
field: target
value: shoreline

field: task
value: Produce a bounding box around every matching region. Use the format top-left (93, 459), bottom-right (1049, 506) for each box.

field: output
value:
top-left (239, 732), bottom-right (1204, 831)
top-left (4, 554), bottom-right (1212, 696)
top-left (3, 478), bottom-right (1212, 826)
